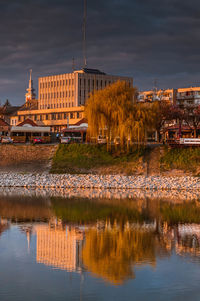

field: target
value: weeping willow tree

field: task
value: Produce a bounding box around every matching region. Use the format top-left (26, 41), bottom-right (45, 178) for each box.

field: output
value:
top-left (85, 81), bottom-right (135, 150)
top-left (85, 81), bottom-right (155, 151)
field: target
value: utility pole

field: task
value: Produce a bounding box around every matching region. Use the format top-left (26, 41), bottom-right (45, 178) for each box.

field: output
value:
top-left (83, 0), bottom-right (87, 68)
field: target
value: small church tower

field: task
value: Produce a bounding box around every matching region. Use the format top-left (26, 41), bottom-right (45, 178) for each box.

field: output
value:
top-left (25, 69), bottom-right (36, 103)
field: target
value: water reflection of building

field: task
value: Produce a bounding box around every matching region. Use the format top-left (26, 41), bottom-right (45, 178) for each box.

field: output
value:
top-left (161, 223), bottom-right (200, 257)
top-left (175, 224), bottom-right (200, 257)
top-left (35, 224), bottom-right (84, 272)
top-left (0, 218), bottom-right (10, 236)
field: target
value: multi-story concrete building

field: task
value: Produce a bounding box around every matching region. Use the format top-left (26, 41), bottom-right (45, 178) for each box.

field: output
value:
top-left (38, 68), bottom-right (133, 110)
top-left (10, 68), bottom-right (133, 132)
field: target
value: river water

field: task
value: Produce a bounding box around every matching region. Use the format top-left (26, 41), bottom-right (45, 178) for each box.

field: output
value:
top-left (0, 190), bottom-right (200, 300)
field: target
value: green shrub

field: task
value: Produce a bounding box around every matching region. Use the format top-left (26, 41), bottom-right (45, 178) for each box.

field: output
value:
top-left (160, 147), bottom-right (200, 172)
top-left (51, 144), bottom-right (145, 174)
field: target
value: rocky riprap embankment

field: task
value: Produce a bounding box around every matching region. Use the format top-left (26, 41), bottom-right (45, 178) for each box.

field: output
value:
top-left (0, 173), bottom-right (199, 190)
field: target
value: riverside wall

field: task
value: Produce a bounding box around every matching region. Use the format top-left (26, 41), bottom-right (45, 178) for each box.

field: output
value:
top-left (0, 173), bottom-right (199, 191)
top-left (0, 144), bottom-right (57, 172)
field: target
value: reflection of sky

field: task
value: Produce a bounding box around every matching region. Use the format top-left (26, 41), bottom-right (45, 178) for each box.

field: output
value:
top-left (1, 227), bottom-right (200, 300)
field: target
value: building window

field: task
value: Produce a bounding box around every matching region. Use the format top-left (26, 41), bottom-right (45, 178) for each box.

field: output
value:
top-left (70, 112), bottom-right (74, 119)
top-left (69, 79), bottom-right (71, 85)
top-left (77, 112), bottom-right (79, 118)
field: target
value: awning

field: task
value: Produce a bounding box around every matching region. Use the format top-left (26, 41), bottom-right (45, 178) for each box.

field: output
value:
top-left (11, 126), bottom-right (51, 133)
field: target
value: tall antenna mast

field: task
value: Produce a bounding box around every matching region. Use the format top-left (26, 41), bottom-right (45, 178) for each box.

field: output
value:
top-left (83, 0), bottom-right (87, 67)
top-left (72, 57), bottom-right (75, 72)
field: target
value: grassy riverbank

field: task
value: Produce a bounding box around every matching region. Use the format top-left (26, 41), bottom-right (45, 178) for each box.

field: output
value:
top-left (51, 144), bottom-right (200, 176)
top-left (160, 147), bottom-right (200, 175)
top-left (50, 144), bottom-right (146, 174)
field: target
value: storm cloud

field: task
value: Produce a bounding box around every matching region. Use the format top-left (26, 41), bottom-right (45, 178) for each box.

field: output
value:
top-left (0, 0), bottom-right (200, 104)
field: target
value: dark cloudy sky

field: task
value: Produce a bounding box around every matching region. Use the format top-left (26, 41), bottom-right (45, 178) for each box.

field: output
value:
top-left (0, 0), bottom-right (200, 105)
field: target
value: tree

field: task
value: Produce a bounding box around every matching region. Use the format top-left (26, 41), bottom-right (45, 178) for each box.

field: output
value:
top-left (85, 81), bottom-right (152, 150)
top-left (151, 101), bottom-right (173, 141)
top-left (183, 105), bottom-right (200, 138)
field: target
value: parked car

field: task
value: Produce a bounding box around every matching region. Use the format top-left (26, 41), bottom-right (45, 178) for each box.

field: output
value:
top-left (1, 137), bottom-right (13, 144)
top-left (60, 136), bottom-right (71, 144)
top-left (33, 137), bottom-right (43, 144)
top-left (97, 135), bottom-right (107, 144)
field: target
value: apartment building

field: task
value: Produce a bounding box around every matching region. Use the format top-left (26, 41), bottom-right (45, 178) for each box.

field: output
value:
top-left (137, 89), bottom-right (176, 104)
top-left (138, 87), bottom-right (200, 106)
top-left (176, 87), bottom-right (200, 107)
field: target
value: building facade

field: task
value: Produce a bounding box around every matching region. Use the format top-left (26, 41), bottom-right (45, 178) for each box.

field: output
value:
top-left (176, 87), bottom-right (200, 107)
top-left (138, 87), bottom-right (200, 106)
top-left (10, 68), bottom-right (133, 132)
top-left (137, 89), bottom-right (176, 104)
top-left (38, 68), bottom-right (133, 110)
top-left (10, 105), bottom-right (85, 132)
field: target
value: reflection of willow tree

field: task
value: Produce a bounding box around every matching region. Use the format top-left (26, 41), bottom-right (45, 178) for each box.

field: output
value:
top-left (82, 229), bottom-right (157, 285)
top-left (51, 197), bottom-right (150, 225)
